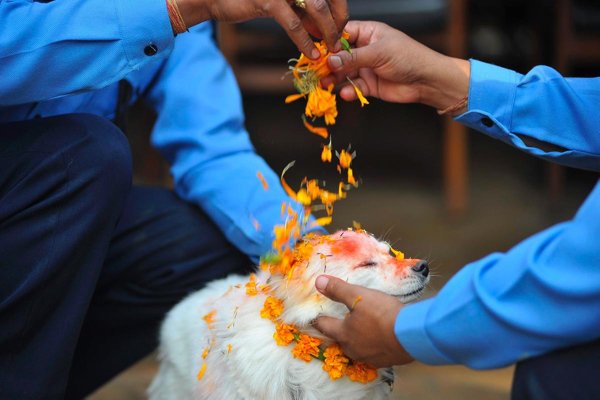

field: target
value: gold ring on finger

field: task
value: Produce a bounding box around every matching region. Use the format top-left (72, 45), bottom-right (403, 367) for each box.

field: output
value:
top-left (294, 0), bottom-right (307, 9)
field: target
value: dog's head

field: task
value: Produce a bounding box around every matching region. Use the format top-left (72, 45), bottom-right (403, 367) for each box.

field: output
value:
top-left (270, 229), bottom-right (429, 326)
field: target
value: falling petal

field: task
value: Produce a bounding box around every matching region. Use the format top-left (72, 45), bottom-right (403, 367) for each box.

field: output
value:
top-left (256, 171), bottom-right (269, 190)
top-left (302, 115), bottom-right (329, 139)
top-left (285, 93), bottom-right (306, 103)
top-left (311, 216), bottom-right (333, 227)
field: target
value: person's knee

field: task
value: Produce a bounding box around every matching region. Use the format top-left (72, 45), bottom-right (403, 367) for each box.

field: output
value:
top-left (118, 188), bottom-right (251, 296)
top-left (59, 113), bottom-right (132, 200)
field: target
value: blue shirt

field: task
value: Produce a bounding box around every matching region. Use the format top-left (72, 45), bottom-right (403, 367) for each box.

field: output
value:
top-left (396, 60), bottom-right (600, 369)
top-left (0, 1), bottom-right (320, 262)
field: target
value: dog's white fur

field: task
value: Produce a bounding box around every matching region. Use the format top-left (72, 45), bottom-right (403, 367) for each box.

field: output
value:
top-left (149, 230), bottom-right (429, 400)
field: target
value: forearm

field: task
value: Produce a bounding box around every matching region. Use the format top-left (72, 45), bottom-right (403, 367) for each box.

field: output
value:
top-left (0, 0), bottom-right (174, 105)
top-left (396, 181), bottom-right (600, 368)
top-left (147, 24), bottom-right (324, 261)
top-left (457, 61), bottom-right (600, 171)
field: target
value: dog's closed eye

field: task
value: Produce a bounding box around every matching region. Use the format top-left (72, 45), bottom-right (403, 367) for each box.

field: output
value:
top-left (356, 260), bottom-right (377, 268)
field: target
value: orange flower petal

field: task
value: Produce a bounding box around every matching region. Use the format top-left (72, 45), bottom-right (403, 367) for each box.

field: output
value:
top-left (302, 116), bottom-right (329, 139)
top-left (280, 161), bottom-right (298, 201)
top-left (310, 216), bottom-right (332, 228)
top-left (256, 171), bottom-right (269, 190)
top-left (346, 77), bottom-right (369, 107)
top-left (197, 362), bottom-right (207, 381)
top-left (285, 93), bottom-right (306, 103)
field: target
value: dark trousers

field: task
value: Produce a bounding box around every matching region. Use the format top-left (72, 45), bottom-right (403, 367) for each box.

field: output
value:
top-left (0, 114), bottom-right (252, 399)
top-left (511, 339), bottom-right (600, 400)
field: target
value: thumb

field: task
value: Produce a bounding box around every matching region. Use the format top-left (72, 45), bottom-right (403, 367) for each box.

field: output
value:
top-left (327, 46), bottom-right (377, 74)
top-left (315, 275), bottom-right (364, 310)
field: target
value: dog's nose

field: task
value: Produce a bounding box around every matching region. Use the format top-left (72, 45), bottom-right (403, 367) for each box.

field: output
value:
top-left (411, 260), bottom-right (429, 277)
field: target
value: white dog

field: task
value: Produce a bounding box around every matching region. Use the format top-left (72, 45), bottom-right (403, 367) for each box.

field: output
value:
top-left (149, 230), bottom-right (429, 400)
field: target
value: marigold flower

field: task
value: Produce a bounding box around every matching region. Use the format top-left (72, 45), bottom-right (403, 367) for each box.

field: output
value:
top-left (305, 84), bottom-right (338, 125)
top-left (322, 344), bottom-right (349, 380)
top-left (292, 334), bottom-right (322, 362)
top-left (346, 362), bottom-right (378, 383)
top-left (274, 322), bottom-right (299, 346)
top-left (260, 296), bottom-right (284, 321)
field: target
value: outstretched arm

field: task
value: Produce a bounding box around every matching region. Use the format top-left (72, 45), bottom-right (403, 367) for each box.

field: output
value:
top-left (315, 181), bottom-right (600, 368)
top-left (1, 0), bottom-right (347, 106)
top-left (326, 21), bottom-right (600, 172)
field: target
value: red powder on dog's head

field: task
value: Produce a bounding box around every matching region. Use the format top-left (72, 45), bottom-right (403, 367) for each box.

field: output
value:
top-left (330, 236), bottom-right (360, 256)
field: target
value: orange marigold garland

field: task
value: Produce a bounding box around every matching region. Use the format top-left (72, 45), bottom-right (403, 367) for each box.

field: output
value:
top-left (292, 334), bottom-right (323, 362)
top-left (322, 344), bottom-right (349, 380)
top-left (346, 361), bottom-right (379, 384)
top-left (274, 322), bottom-right (299, 346)
top-left (263, 294), bottom-right (378, 383)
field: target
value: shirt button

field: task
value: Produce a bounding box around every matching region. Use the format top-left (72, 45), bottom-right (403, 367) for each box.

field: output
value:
top-left (144, 43), bottom-right (158, 56)
top-left (481, 117), bottom-right (494, 127)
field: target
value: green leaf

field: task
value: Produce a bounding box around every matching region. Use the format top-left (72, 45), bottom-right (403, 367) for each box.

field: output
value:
top-left (261, 252), bottom-right (282, 264)
top-left (340, 37), bottom-right (352, 54)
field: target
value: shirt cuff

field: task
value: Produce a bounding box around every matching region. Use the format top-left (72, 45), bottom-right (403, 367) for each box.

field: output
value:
top-left (395, 298), bottom-right (454, 365)
top-left (454, 60), bottom-right (525, 147)
top-left (466, 59), bottom-right (522, 126)
top-left (115, 0), bottom-right (175, 68)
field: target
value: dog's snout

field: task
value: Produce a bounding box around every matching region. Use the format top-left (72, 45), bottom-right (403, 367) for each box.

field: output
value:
top-left (411, 260), bottom-right (429, 277)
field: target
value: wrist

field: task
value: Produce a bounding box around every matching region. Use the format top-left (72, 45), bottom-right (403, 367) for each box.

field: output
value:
top-left (175, 0), bottom-right (212, 28)
top-left (417, 56), bottom-right (470, 115)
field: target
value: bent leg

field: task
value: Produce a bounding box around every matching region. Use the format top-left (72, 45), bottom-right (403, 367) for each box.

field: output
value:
top-left (65, 187), bottom-right (252, 399)
top-left (511, 339), bottom-right (600, 400)
top-left (0, 114), bottom-right (132, 399)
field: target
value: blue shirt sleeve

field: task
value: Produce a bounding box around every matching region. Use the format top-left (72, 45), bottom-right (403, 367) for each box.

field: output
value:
top-left (456, 60), bottom-right (600, 172)
top-left (0, 0), bottom-right (174, 106)
top-left (144, 23), bottom-right (324, 263)
top-left (395, 61), bottom-right (600, 369)
top-left (396, 181), bottom-right (600, 369)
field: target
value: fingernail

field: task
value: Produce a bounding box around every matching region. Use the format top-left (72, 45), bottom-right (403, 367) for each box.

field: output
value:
top-left (316, 275), bottom-right (329, 291)
top-left (333, 41), bottom-right (342, 52)
top-left (329, 55), bottom-right (342, 69)
top-left (311, 49), bottom-right (321, 59)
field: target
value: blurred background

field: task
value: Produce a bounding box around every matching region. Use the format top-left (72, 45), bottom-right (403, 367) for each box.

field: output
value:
top-left (91, 0), bottom-right (599, 398)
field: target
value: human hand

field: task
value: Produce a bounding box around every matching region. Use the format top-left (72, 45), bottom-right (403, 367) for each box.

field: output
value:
top-left (323, 21), bottom-right (470, 113)
top-left (312, 275), bottom-right (414, 368)
top-left (177, 0), bottom-right (348, 59)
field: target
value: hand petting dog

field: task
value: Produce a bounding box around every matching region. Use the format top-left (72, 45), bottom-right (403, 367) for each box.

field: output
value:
top-left (313, 275), bottom-right (415, 368)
